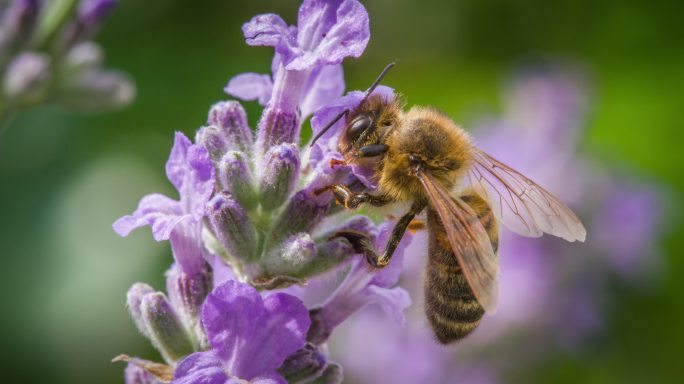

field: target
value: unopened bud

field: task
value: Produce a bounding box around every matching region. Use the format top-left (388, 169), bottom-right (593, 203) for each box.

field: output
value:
top-left (207, 100), bottom-right (253, 153)
top-left (165, 266), bottom-right (211, 347)
top-left (255, 106), bottom-right (299, 156)
top-left (217, 151), bottom-right (256, 209)
top-left (0, 0), bottom-right (40, 54)
top-left (3, 52), bottom-right (51, 104)
top-left (269, 190), bottom-right (328, 248)
top-left (313, 362), bottom-right (343, 384)
top-left (62, 42), bottom-right (103, 74)
top-left (259, 143), bottom-right (300, 210)
top-left (278, 343), bottom-right (326, 383)
top-left (55, 69), bottom-right (135, 111)
top-left (196, 125), bottom-right (226, 161)
top-left (207, 192), bottom-right (257, 262)
top-left (79, 0), bottom-right (117, 26)
top-left (126, 283), bottom-right (155, 337)
top-left (266, 232), bottom-right (316, 276)
top-left (140, 292), bottom-right (194, 364)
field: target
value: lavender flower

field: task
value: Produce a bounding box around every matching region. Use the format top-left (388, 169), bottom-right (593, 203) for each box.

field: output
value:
top-left (114, 132), bottom-right (214, 276)
top-left (227, 0), bottom-right (369, 155)
top-left (172, 280), bottom-right (310, 384)
top-left (0, 0), bottom-right (133, 132)
top-left (114, 2), bottom-right (410, 383)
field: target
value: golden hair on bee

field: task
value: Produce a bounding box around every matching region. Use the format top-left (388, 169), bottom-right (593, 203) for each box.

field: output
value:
top-left (314, 63), bottom-right (586, 344)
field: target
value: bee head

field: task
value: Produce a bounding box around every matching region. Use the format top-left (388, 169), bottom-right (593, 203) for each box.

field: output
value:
top-left (338, 94), bottom-right (399, 158)
top-left (310, 62), bottom-right (396, 152)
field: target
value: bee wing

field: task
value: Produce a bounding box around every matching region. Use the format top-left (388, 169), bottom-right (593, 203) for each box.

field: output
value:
top-left (417, 171), bottom-right (499, 313)
top-left (466, 148), bottom-right (587, 242)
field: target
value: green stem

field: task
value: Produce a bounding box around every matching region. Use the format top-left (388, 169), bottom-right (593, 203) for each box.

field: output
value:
top-left (34, 0), bottom-right (79, 49)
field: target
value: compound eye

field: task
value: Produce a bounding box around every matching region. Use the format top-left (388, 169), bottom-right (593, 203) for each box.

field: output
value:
top-left (347, 115), bottom-right (372, 139)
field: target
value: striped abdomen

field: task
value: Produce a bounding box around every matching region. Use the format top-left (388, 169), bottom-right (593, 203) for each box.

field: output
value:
top-left (425, 193), bottom-right (499, 344)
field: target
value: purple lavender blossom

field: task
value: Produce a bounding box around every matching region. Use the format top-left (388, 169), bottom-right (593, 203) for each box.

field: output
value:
top-left (113, 132), bottom-right (214, 276)
top-left (227, 0), bottom-right (369, 154)
top-left (172, 280), bottom-right (310, 384)
top-left (0, 0), bottom-right (133, 131)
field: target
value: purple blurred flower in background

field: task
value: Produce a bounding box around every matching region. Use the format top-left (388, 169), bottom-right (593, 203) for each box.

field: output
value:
top-left (0, 0), bottom-right (134, 133)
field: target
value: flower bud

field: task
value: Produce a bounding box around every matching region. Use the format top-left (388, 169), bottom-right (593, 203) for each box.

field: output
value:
top-left (315, 362), bottom-right (343, 384)
top-left (207, 192), bottom-right (257, 262)
top-left (55, 69), bottom-right (135, 111)
top-left (3, 52), bottom-right (51, 105)
top-left (195, 125), bottom-right (226, 161)
top-left (207, 100), bottom-right (253, 153)
top-left (140, 292), bottom-right (195, 364)
top-left (54, 0), bottom-right (118, 52)
top-left (217, 151), bottom-right (257, 209)
top-left (259, 143), bottom-right (300, 210)
top-left (165, 265), bottom-right (211, 347)
top-left (268, 190), bottom-right (328, 248)
top-left (266, 232), bottom-right (316, 276)
top-left (255, 106), bottom-right (299, 156)
top-left (126, 282), bottom-right (155, 337)
top-left (79, 0), bottom-right (117, 27)
top-left (62, 42), bottom-right (103, 74)
top-left (278, 343), bottom-right (326, 383)
top-left (0, 0), bottom-right (40, 54)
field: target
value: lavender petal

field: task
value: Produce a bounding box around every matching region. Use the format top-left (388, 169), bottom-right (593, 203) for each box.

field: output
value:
top-left (225, 72), bottom-right (273, 106)
top-left (202, 280), bottom-right (310, 380)
top-left (172, 351), bottom-right (228, 384)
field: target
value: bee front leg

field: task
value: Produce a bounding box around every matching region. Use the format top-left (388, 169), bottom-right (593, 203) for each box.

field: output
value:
top-left (314, 184), bottom-right (390, 209)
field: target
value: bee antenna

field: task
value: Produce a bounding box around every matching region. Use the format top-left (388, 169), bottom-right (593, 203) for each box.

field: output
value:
top-left (310, 109), bottom-right (347, 147)
top-left (309, 62), bottom-right (396, 147)
top-left (363, 62), bottom-right (396, 99)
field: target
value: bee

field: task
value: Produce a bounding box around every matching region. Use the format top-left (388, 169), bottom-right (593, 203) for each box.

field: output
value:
top-left (312, 63), bottom-right (587, 344)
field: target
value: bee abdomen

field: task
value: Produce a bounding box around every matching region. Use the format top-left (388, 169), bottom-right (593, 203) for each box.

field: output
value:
top-left (425, 256), bottom-right (485, 343)
top-left (424, 193), bottom-right (497, 344)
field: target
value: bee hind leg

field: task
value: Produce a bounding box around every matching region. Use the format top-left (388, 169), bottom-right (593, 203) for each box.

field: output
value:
top-left (313, 184), bottom-right (390, 209)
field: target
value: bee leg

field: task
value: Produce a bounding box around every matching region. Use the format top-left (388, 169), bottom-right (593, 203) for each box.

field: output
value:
top-left (314, 184), bottom-right (390, 209)
top-left (373, 200), bottom-right (427, 268)
top-left (329, 230), bottom-right (378, 267)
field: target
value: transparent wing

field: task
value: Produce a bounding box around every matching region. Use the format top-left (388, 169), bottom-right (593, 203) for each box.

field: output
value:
top-left (466, 148), bottom-right (586, 242)
top-left (418, 171), bottom-right (499, 313)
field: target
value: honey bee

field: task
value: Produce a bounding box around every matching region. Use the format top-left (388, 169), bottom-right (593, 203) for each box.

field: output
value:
top-left (312, 63), bottom-right (587, 343)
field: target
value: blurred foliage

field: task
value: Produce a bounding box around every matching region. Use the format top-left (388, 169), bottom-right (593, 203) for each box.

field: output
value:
top-left (0, 0), bottom-right (682, 383)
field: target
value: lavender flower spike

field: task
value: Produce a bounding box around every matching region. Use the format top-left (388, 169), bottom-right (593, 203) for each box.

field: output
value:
top-left (173, 280), bottom-right (310, 384)
top-left (234, 0), bottom-right (369, 154)
top-left (113, 132), bottom-right (214, 276)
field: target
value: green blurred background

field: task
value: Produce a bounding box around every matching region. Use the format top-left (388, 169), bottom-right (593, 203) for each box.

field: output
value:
top-left (0, 0), bottom-right (682, 383)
